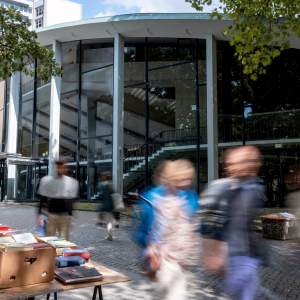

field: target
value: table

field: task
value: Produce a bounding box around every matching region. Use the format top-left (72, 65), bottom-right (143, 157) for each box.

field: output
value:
top-left (0, 261), bottom-right (132, 300)
top-left (54, 260), bottom-right (132, 300)
top-left (0, 281), bottom-right (62, 300)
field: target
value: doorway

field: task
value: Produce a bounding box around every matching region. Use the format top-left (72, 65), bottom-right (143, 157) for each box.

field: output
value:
top-left (259, 148), bottom-right (300, 207)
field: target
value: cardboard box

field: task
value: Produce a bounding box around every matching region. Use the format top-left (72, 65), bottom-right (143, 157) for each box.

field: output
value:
top-left (0, 236), bottom-right (56, 288)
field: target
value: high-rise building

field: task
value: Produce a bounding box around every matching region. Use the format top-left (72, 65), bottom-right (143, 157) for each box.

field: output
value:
top-left (0, 0), bottom-right (34, 29)
top-left (32, 0), bottom-right (82, 30)
top-left (0, 0), bottom-right (82, 31)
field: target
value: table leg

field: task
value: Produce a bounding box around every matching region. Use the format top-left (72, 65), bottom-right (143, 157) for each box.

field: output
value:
top-left (92, 286), bottom-right (103, 300)
top-left (97, 286), bottom-right (103, 300)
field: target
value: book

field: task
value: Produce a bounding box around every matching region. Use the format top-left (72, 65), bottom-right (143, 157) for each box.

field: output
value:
top-left (63, 249), bottom-right (90, 260)
top-left (0, 243), bottom-right (33, 252)
top-left (0, 230), bottom-right (22, 236)
top-left (39, 236), bottom-right (59, 242)
top-left (54, 266), bottom-right (103, 283)
top-left (0, 225), bottom-right (9, 231)
top-left (55, 256), bottom-right (86, 267)
top-left (49, 241), bottom-right (76, 249)
top-left (56, 247), bottom-right (72, 256)
top-left (0, 237), bottom-right (15, 243)
top-left (26, 242), bottom-right (52, 249)
top-left (12, 233), bottom-right (37, 244)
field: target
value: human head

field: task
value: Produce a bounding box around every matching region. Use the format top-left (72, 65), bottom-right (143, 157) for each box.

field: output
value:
top-left (153, 160), bottom-right (172, 186)
top-left (102, 171), bottom-right (112, 181)
top-left (55, 159), bottom-right (68, 177)
top-left (163, 159), bottom-right (196, 191)
top-left (225, 146), bottom-right (262, 180)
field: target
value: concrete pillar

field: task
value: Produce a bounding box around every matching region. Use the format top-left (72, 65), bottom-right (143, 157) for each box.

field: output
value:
top-left (6, 71), bottom-right (21, 199)
top-left (48, 40), bottom-right (62, 176)
top-left (206, 34), bottom-right (218, 182)
top-left (112, 33), bottom-right (124, 194)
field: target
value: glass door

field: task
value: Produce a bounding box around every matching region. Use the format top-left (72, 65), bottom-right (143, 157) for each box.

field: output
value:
top-left (259, 151), bottom-right (281, 206)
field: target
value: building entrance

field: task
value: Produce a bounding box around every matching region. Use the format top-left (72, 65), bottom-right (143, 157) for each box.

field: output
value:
top-left (0, 160), bottom-right (7, 201)
top-left (259, 148), bottom-right (300, 207)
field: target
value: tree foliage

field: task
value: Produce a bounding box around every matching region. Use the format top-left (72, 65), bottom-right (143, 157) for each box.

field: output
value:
top-left (186, 0), bottom-right (300, 80)
top-left (0, 5), bottom-right (62, 81)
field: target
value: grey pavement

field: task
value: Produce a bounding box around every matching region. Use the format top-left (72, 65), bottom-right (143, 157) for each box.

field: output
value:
top-left (1, 203), bottom-right (300, 299)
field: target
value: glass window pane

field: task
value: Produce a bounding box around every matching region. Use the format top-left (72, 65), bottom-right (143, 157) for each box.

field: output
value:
top-left (79, 136), bottom-right (112, 200)
top-left (22, 63), bottom-right (35, 99)
top-left (35, 82), bottom-right (51, 138)
top-left (81, 66), bottom-right (113, 138)
top-left (147, 38), bottom-right (195, 69)
top-left (124, 39), bottom-right (145, 87)
top-left (60, 42), bottom-right (79, 161)
top-left (19, 100), bottom-right (33, 156)
top-left (33, 138), bottom-right (49, 157)
top-left (148, 62), bottom-right (196, 140)
top-left (81, 42), bottom-right (113, 73)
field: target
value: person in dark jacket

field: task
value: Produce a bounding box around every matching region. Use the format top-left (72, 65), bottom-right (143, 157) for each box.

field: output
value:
top-left (200, 146), bottom-right (264, 300)
top-left (37, 159), bottom-right (79, 241)
top-left (98, 171), bottom-right (115, 241)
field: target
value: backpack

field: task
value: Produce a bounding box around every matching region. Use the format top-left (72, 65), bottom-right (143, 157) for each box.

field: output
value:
top-left (132, 195), bottom-right (154, 249)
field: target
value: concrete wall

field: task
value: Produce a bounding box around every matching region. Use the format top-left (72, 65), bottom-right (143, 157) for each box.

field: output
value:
top-left (45, 0), bottom-right (82, 27)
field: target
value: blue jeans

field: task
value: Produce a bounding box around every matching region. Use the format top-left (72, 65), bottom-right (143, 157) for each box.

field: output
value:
top-left (226, 256), bottom-right (260, 300)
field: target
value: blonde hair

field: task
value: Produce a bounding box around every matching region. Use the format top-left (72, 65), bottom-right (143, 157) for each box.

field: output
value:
top-left (163, 159), bottom-right (196, 184)
top-left (153, 160), bottom-right (172, 186)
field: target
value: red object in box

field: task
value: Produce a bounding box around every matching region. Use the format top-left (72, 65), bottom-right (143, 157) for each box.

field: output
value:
top-left (63, 250), bottom-right (90, 261)
top-left (0, 225), bottom-right (9, 231)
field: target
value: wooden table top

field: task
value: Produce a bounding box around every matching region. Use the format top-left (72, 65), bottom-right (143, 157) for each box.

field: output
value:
top-left (54, 260), bottom-right (132, 291)
top-left (0, 261), bottom-right (132, 299)
top-left (0, 281), bottom-right (62, 300)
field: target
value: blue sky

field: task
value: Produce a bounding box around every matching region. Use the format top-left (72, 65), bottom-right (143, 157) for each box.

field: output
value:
top-left (37, 0), bottom-right (218, 20)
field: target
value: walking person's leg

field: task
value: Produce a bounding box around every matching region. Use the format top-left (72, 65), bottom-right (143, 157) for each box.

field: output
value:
top-left (114, 211), bottom-right (120, 228)
top-left (156, 259), bottom-right (189, 300)
top-left (57, 216), bottom-right (71, 241)
top-left (105, 212), bottom-right (115, 241)
top-left (47, 213), bottom-right (57, 237)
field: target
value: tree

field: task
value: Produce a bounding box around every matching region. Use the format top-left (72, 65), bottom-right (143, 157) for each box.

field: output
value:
top-left (0, 5), bottom-right (62, 81)
top-left (186, 0), bottom-right (300, 80)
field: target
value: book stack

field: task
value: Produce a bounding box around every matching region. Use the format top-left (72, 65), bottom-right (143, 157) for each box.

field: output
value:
top-left (54, 266), bottom-right (103, 283)
top-left (63, 249), bottom-right (90, 262)
top-left (55, 256), bottom-right (85, 267)
top-left (0, 233), bottom-right (53, 252)
top-left (40, 237), bottom-right (76, 249)
top-left (56, 247), bottom-right (72, 257)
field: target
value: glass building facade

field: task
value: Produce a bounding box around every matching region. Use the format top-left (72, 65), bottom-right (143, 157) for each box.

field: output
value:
top-left (0, 14), bottom-right (300, 206)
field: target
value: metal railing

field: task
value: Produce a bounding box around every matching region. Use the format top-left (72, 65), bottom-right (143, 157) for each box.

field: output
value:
top-left (219, 117), bottom-right (300, 143)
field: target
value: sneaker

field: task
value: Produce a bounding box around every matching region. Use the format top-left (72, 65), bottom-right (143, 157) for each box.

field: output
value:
top-left (105, 236), bottom-right (113, 241)
top-left (115, 224), bottom-right (119, 228)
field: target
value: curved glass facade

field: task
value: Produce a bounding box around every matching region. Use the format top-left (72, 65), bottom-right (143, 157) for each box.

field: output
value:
top-left (0, 28), bottom-right (299, 204)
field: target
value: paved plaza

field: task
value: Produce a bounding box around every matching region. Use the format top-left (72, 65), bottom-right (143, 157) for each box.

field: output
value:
top-left (1, 203), bottom-right (300, 299)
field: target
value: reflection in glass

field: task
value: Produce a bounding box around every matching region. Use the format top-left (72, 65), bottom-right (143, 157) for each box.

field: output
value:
top-left (148, 62), bottom-right (196, 140)
top-left (81, 66), bottom-right (113, 139)
top-left (124, 41), bottom-right (145, 86)
top-left (79, 136), bottom-right (112, 199)
top-left (35, 82), bottom-right (51, 139)
top-left (19, 100), bottom-right (33, 156)
top-left (60, 42), bottom-right (79, 162)
top-left (81, 42), bottom-right (113, 73)
top-left (16, 165), bottom-right (28, 199)
top-left (33, 138), bottom-right (49, 157)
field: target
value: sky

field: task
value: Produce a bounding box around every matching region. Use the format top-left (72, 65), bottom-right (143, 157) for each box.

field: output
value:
top-left (37, 0), bottom-right (219, 20)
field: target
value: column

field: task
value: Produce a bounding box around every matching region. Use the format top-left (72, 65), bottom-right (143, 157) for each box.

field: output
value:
top-left (6, 70), bottom-right (21, 199)
top-left (206, 34), bottom-right (218, 182)
top-left (112, 34), bottom-right (124, 194)
top-left (48, 40), bottom-right (62, 176)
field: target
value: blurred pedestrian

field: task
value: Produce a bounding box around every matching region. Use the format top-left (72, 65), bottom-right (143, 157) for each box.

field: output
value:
top-left (137, 159), bottom-right (200, 300)
top-left (97, 171), bottom-right (116, 241)
top-left (37, 159), bottom-right (79, 241)
top-left (200, 146), bottom-right (264, 300)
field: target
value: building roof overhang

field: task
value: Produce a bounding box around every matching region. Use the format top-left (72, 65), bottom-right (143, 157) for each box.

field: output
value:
top-left (35, 13), bottom-right (300, 49)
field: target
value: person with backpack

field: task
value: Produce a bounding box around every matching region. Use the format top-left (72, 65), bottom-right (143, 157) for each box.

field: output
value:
top-left (97, 171), bottom-right (116, 241)
top-left (134, 159), bottom-right (200, 300)
top-left (200, 146), bottom-right (264, 300)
